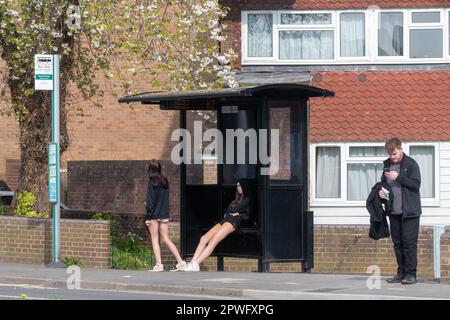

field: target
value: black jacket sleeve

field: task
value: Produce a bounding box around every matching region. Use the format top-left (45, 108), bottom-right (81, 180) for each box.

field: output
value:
top-left (381, 158), bottom-right (421, 191)
top-left (397, 159), bottom-right (421, 192)
top-left (225, 197), bottom-right (250, 215)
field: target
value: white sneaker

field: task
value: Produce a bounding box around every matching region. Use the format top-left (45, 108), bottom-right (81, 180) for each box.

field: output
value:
top-left (149, 263), bottom-right (164, 272)
top-left (170, 260), bottom-right (187, 272)
top-left (182, 261), bottom-right (200, 272)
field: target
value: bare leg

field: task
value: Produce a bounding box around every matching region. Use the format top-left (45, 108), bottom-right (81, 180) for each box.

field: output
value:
top-left (159, 222), bottom-right (183, 263)
top-left (149, 220), bottom-right (161, 264)
top-left (196, 222), bottom-right (235, 264)
top-left (192, 224), bottom-right (222, 262)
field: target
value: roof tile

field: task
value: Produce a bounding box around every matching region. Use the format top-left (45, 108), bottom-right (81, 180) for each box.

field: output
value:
top-left (310, 71), bottom-right (450, 142)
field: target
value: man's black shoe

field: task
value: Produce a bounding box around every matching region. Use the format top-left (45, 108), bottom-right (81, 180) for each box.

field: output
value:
top-left (401, 275), bottom-right (417, 285)
top-left (386, 274), bottom-right (403, 283)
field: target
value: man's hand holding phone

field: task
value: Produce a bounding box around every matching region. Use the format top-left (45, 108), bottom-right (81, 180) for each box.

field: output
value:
top-left (384, 169), bottom-right (398, 180)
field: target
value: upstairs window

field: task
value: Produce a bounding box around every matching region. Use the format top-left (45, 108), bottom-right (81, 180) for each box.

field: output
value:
top-left (378, 12), bottom-right (404, 57)
top-left (242, 8), bottom-right (450, 64)
top-left (248, 13), bottom-right (273, 58)
top-left (279, 12), bottom-right (334, 60)
top-left (340, 12), bottom-right (365, 57)
top-left (281, 13), bottom-right (332, 25)
top-left (279, 31), bottom-right (334, 60)
top-left (409, 11), bottom-right (443, 59)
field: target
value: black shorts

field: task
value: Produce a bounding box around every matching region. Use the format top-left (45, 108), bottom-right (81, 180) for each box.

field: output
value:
top-left (219, 214), bottom-right (241, 229)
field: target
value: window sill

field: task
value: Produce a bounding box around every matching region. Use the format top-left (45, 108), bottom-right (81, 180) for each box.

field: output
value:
top-left (311, 200), bottom-right (441, 207)
top-left (242, 59), bottom-right (450, 66)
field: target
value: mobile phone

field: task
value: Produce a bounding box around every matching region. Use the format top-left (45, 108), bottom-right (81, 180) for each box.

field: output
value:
top-left (383, 168), bottom-right (390, 173)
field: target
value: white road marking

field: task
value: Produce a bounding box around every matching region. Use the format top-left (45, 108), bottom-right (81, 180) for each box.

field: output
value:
top-left (0, 284), bottom-right (57, 290)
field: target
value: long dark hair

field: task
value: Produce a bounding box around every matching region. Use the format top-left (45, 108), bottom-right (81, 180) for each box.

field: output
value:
top-left (228, 191), bottom-right (243, 208)
top-left (147, 159), bottom-right (168, 187)
top-left (228, 181), bottom-right (248, 208)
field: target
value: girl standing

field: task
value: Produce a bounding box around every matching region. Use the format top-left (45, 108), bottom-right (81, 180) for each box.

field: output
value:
top-left (145, 160), bottom-right (187, 272)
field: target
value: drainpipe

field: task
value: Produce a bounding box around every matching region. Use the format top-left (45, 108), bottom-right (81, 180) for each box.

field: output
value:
top-left (433, 225), bottom-right (446, 279)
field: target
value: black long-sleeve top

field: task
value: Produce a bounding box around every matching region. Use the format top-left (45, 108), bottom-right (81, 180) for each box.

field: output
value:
top-left (145, 181), bottom-right (170, 220)
top-left (224, 197), bottom-right (250, 218)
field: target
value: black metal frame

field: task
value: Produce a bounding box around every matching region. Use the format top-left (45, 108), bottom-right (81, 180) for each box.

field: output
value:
top-left (180, 98), bottom-right (312, 272)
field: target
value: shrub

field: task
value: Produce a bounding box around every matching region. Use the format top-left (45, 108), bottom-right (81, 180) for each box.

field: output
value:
top-left (14, 191), bottom-right (49, 218)
top-left (21, 211), bottom-right (50, 219)
top-left (0, 203), bottom-right (7, 215)
top-left (111, 232), bottom-right (155, 270)
top-left (91, 212), bottom-right (109, 220)
top-left (90, 213), bottom-right (154, 270)
top-left (61, 256), bottom-right (85, 268)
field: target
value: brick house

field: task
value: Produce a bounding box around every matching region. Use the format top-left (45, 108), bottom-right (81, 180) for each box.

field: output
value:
top-left (221, 0), bottom-right (450, 226)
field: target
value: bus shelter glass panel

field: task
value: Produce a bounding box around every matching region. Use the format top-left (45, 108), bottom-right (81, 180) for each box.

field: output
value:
top-left (186, 110), bottom-right (218, 185)
top-left (266, 103), bottom-right (304, 261)
top-left (184, 110), bottom-right (219, 254)
top-left (221, 105), bottom-right (259, 230)
top-left (221, 107), bottom-right (257, 185)
top-left (269, 104), bottom-right (301, 184)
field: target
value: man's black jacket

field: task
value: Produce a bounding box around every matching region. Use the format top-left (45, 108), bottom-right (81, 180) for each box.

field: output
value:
top-left (366, 181), bottom-right (392, 240)
top-left (381, 153), bottom-right (422, 218)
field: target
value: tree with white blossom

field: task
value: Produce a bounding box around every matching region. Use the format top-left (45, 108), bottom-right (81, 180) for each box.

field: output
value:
top-left (0, 0), bottom-right (236, 213)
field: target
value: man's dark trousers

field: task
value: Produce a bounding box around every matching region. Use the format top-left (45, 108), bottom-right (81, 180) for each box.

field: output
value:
top-left (389, 215), bottom-right (420, 277)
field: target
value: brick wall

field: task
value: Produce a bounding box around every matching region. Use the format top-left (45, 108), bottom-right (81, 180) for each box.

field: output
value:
top-left (61, 209), bottom-right (178, 269)
top-left (0, 216), bottom-right (110, 268)
top-left (440, 228), bottom-right (450, 283)
top-left (155, 223), bottom-right (436, 277)
top-left (203, 160), bottom-right (218, 184)
top-left (61, 209), bottom-right (150, 246)
top-left (67, 160), bottom-right (180, 221)
top-left (55, 211), bottom-right (443, 278)
top-left (313, 225), bottom-right (434, 277)
top-left (0, 68), bottom-right (20, 181)
top-left (4, 159), bottom-right (20, 191)
top-left (1, 102), bottom-right (178, 192)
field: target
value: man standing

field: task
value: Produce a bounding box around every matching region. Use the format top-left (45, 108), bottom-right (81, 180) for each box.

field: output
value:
top-left (379, 137), bottom-right (422, 285)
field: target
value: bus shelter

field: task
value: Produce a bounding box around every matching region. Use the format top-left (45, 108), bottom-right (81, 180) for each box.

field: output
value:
top-left (119, 83), bottom-right (334, 272)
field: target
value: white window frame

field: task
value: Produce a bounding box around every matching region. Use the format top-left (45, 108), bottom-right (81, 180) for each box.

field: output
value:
top-left (310, 143), bottom-right (344, 204)
top-left (338, 11), bottom-right (368, 62)
top-left (375, 9), bottom-right (407, 61)
top-left (277, 10), bottom-right (336, 63)
top-left (241, 11), bottom-right (275, 62)
top-left (241, 8), bottom-right (450, 65)
top-left (407, 8), bottom-right (445, 60)
top-left (403, 142), bottom-right (440, 206)
top-left (310, 142), bottom-right (440, 207)
top-left (447, 10), bottom-right (450, 58)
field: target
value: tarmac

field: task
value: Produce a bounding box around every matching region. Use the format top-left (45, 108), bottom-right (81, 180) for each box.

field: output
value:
top-left (0, 262), bottom-right (450, 300)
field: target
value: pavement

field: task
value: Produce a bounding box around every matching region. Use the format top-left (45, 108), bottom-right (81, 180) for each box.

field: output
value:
top-left (0, 262), bottom-right (449, 300)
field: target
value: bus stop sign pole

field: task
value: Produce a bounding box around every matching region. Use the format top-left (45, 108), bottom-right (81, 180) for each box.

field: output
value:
top-left (35, 54), bottom-right (65, 268)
